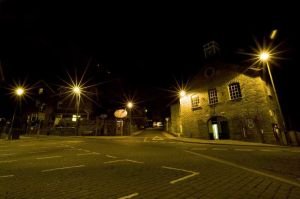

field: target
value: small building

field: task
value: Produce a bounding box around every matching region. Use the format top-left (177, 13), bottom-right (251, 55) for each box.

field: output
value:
top-left (170, 42), bottom-right (286, 145)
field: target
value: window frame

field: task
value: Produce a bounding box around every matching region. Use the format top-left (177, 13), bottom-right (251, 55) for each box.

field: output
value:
top-left (191, 94), bottom-right (201, 109)
top-left (228, 82), bottom-right (242, 100)
top-left (208, 88), bottom-right (219, 105)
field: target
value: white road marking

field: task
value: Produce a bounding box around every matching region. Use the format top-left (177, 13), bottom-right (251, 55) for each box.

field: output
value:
top-left (77, 152), bottom-right (100, 156)
top-left (212, 148), bottom-right (228, 151)
top-left (290, 150), bottom-right (300, 153)
top-left (0, 153), bottom-right (15, 156)
top-left (36, 156), bottom-right (62, 160)
top-left (19, 144), bottom-right (35, 147)
top-left (118, 192), bottom-right (139, 199)
top-left (161, 166), bottom-right (199, 184)
top-left (234, 148), bottom-right (254, 151)
top-left (83, 150), bottom-right (90, 152)
top-left (0, 175), bottom-right (14, 178)
top-left (143, 137), bottom-right (148, 142)
top-left (0, 146), bottom-right (8, 148)
top-left (0, 160), bottom-right (17, 163)
top-left (104, 159), bottom-right (144, 164)
top-left (0, 149), bottom-right (9, 152)
top-left (185, 150), bottom-right (300, 188)
top-left (28, 151), bottom-right (47, 154)
top-left (41, 165), bottom-right (85, 172)
top-left (191, 148), bottom-right (208, 151)
top-left (260, 149), bottom-right (279, 152)
top-left (105, 155), bottom-right (117, 158)
top-left (152, 136), bottom-right (164, 141)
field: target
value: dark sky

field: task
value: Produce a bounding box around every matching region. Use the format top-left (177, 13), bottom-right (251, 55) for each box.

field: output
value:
top-left (1, 1), bottom-right (299, 127)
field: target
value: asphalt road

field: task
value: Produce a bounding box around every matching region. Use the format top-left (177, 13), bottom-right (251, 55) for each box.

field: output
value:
top-left (1, 128), bottom-right (300, 198)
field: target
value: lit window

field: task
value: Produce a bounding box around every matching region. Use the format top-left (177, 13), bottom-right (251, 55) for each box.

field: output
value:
top-left (229, 83), bottom-right (242, 100)
top-left (208, 89), bottom-right (218, 104)
top-left (191, 95), bottom-right (200, 108)
top-left (39, 88), bottom-right (44, 95)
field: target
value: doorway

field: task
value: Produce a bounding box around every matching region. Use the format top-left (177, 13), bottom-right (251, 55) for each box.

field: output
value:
top-left (207, 116), bottom-right (230, 140)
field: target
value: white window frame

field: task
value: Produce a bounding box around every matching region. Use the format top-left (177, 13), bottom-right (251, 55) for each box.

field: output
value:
top-left (208, 88), bottom-right (218, 104)
top-left (191, 95), bottom-right (200, 108)
top-left (229, 82), bottom-right (242, 100)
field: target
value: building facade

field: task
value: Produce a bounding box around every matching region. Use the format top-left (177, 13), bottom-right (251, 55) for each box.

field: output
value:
top-left (170, 61), bottom-right (286, 145)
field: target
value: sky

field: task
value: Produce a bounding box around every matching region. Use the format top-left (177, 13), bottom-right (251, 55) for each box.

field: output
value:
top-left (0, 1), bottom-right (299, 127)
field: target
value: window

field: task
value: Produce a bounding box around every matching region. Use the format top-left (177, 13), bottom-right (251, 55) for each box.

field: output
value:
top-left (39, 88), bottom-right (44, 95)
top-left (208, 89), bottom-right (218, 104)
top-left (191, 95), bottom-right (200, 108)
top-left (229, 83), bottom-right (242, 100)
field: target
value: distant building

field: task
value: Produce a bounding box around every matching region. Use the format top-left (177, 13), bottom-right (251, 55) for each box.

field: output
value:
top-left (170, 42), bottom-right (286, 145)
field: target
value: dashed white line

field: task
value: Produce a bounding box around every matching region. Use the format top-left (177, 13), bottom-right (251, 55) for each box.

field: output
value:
top-left (185, 150), bottom-right (300, 188)
top-left (0, 149), bottom-right (9, 152)
top-left (28, 151), bottom-right (47, 154)
top-left (105, 154), bottom-right (117, 158)
top-left (161, 166), bottom-right (199, 184)
top-left (41, 165), bottom-right (85, 172)
top-left (0, 175), bottom-right (14, 178)
top-left (36, 156), bottom-right (62, 160)
top-left (118, 192), bottom-right (139, 199)
top-left (0, 153), bottom-right (15, 156)
top-left (0, 160), bottom-right (17, 163)
top-left (260, 149), bottom-right (279, 152)
top-left (77, 152), bottom-right (100, 156)
top-left (234, 148), bottom-right (254, 151)
top-left (104, 159), bottom-right (144, 164)
top-left (143, 137), bottom-right (148, 142)
top-left (290, 150), bottom-right (300, 153)
top-left (191, 148), bottom-right (208, 151)
top-left (212, 148), bottom-right (228, 151)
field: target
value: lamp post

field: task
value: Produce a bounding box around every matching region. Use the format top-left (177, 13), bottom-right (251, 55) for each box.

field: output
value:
top-left (259, 51), bottom-right (286, 135)
top-left (73, 86), bottom-right (81, 136)
top-left (127, 101), bottom-right (133, 135)
top-left (8, 87), bottom-right (25, 140)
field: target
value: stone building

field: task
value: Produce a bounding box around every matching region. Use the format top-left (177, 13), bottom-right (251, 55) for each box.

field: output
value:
top-left (170, 43), bottom-right (286, 145)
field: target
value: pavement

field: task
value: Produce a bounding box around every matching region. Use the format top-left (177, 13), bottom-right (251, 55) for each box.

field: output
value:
top-left (162, 132), bottom-right (298, 148)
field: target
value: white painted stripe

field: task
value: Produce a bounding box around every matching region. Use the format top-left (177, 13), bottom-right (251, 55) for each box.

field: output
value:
top-left (0, 153), bottom-right (15, 156)
top-left (191, 148), bottom-right (208, 150)
top-left (212, 148), bottom-right (228, 151)
top-left (125, 159), bottom-right (144, 164)
top-left (77, 152), bottom-right (100, 156)
top-left (290, 150), bottom-right (300, 153)
top-left (0, 149), bottom-right (9, 152)
top-left (83, 150), bottom-right (90, 152)
top-left (0, 175), bottom-right (14, 178)
top-left (161, 166), bottom-right (199, 184)
top-left (143, 137), bottom-right (148, 142)
top-left (235, 149), bottom-right (254, 151)
top-left (36, 156), bottom-right (62, 160)
top-left (19, 144), bottom-right (35, 147)
top-left (28, 151), bottom-right (46, 154)
top-left (0, 160), bottom-right (17, 163)
top-left (260, 149), bottom-right (278, 152)
top-left (118, 192), bottom-right (139, 199)
top-left (185, 150), bottom-right (300, 188)
top-left (41, 165), bottom-right (85, 172)
top-left (105, 155), bottom-right (117, 158)
top-left (104, 159), bottom-right (144, 164)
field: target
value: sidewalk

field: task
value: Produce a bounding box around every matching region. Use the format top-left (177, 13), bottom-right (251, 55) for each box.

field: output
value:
top-left (163, 132), bottom-right (289, 147)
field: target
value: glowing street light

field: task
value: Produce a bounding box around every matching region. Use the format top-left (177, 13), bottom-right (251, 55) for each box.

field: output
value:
top-left (72, 85), bottom-right (81, 136)
top-left (179, 90), bottom-right (186, 97)
top-left (127, 101), bottom-right (133, 135)
top-left (8, 87), bottom-right (25, 140)
top-left (259, 50), bottom-right (286, 136)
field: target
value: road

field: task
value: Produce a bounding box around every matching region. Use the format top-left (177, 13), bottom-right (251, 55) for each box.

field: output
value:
top-left (1, 128), bottom-right (300, 198)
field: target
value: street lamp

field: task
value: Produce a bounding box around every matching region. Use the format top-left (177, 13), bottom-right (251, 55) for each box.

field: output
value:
top-left (259, 51), bottom-right (286, 134)
top-left (127, 101), bottom-right (133, 135)
top-left (73, 86), bottom-right (81, 136)
top-left (8, 87), bottom-right (25, 140)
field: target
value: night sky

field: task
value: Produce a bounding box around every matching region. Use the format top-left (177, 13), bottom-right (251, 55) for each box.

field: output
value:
top-left (1, 1), bottom-right (299, 128)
